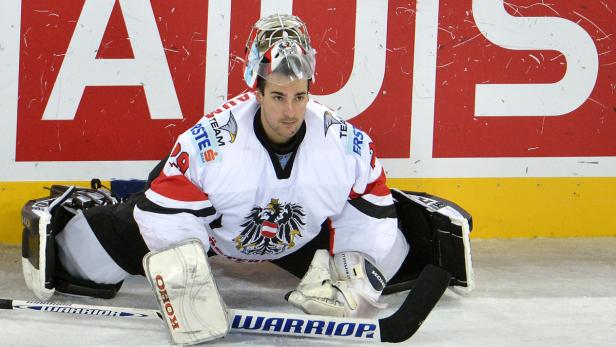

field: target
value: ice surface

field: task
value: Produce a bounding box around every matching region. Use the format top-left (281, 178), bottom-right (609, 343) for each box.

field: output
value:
top-left (1, 238), bottom-right (615, 346)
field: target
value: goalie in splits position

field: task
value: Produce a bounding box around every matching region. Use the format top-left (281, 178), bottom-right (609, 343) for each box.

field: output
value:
top-left (21, 14), bottom-right (473, 327)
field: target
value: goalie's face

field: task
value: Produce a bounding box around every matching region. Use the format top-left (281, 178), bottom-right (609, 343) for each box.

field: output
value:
top-left (256, 75), bottom-right (309, 145)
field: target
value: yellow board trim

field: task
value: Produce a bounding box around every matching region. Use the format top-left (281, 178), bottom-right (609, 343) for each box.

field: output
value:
top-left (388, 177), bottom-right (616, 238)
top-left (1, 178), bottom-right (615, 244)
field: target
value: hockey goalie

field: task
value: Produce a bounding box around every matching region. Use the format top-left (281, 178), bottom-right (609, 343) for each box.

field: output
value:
top-left (20, 14), bottom-right (473, 345)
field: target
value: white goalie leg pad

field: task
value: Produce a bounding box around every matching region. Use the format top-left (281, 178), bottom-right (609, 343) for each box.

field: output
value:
top-left (22, 186), bottom-right (77, 300)
top-left (448, 216), bottom-right (475, 295)
top-left (22, 208), bottom-right (54, 300)
top-left (143, 239), bottom-right (229, 345)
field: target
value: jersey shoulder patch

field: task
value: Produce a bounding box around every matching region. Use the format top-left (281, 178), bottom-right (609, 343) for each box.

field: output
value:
top-left (204, 110), bottom-right (239, 148)
top-left (313, 102), bottom-right (368, 158)
top-left (185, 92), bottom-right (255, 166)
top-left (323, 109), bottom-right (350, 140)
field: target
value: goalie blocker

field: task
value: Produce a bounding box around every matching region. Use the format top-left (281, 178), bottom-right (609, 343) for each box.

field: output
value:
top-left (384, 188), bottom-right (474, 294)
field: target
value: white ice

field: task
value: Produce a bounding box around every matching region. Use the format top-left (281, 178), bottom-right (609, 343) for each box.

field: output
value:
top-left (1, 238), bottom-right (615, 346)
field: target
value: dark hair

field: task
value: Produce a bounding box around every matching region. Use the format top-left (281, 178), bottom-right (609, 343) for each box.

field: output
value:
top-left (256, 76), bottom-right (312, 94)
top-left (256, 76), bottom-right (267, 94)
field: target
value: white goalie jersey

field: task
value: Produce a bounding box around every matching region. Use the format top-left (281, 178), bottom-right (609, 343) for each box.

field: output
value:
top-left (136, 92), bottom-right (408, 279)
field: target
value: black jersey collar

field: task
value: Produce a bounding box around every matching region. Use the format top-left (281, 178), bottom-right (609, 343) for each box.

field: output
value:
top-left (254, 109), bottom-right (306, 179)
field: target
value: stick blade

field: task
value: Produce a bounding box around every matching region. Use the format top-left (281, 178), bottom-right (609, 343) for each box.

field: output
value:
top-left (0, 299), bottom-right (12, 310)
top-left (379, 264), bottom-right (451, 343)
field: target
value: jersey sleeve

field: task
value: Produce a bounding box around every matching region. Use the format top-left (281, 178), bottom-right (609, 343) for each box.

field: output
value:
top-left (134, 122), bottom-right (217, 252)
top-left (329, 128), bottom-right (405, 279)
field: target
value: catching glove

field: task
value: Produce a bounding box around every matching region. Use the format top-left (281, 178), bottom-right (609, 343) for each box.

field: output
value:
top-left (286, 249), bottom-right (387, 318)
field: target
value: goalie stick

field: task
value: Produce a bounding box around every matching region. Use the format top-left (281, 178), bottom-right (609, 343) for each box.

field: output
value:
top-left (0, 265), bottom-right (450, 343)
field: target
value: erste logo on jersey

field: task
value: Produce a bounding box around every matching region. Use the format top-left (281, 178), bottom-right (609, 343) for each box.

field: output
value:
top-left (234, 199), bottom-right (305, 256)
top-left (348, 127), bottom-right (365, 156)
top-left (189, 122), bottom-right (221, 165)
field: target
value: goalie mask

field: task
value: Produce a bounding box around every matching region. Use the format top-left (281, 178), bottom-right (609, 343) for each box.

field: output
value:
top-left (243, 14), bottom-right (316, 88)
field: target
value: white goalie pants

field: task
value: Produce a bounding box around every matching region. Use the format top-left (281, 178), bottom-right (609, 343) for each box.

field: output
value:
top-left (56, 211), bottom-right (130, 284)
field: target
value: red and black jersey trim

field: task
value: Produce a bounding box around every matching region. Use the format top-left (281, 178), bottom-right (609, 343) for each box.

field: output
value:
top-left (348, 197), bottom-right (397, 219)
top-left (136, 198), bottom-right (217, 218)
top-left (146, 172), bottom-right (216, 216)
top-left (349, 169), bottom-right (390, 199)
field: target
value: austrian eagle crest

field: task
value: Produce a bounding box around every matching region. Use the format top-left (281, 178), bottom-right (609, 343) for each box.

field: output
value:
top-left (234, 199), bottom-right (306, 256)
